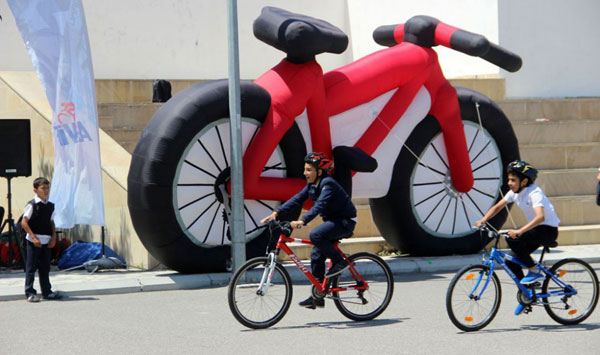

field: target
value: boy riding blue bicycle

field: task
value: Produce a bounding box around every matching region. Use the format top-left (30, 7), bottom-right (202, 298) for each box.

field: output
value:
top-left (475, 160), bottom-right (560, 315)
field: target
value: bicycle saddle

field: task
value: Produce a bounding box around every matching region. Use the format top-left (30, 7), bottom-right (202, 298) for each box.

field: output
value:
top-left (253, 6), bottom-right (348, 63)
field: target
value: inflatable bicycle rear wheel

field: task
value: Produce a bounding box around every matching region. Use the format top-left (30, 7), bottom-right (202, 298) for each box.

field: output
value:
top-left (128, 80), bottom-right (305, 273)
top-left (370, 87), bottom-right (519, 256)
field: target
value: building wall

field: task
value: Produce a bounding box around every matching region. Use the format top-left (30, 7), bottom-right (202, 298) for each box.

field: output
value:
top-left (2, 1), bottom-right (597, 99)
top-left (346, 0), bottom-right (499, 78)
top-left (499, 0), bottom-right (600, 98)
top-left (0, 0), bottom-right (353, 79)
top-left (2, 0), bottom-right (498, 79)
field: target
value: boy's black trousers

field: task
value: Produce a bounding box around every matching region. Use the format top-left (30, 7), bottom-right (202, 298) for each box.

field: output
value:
top-left (505, 224), bottom-right (559, 280)
top-left (24, 240), bottom-right (52, 298)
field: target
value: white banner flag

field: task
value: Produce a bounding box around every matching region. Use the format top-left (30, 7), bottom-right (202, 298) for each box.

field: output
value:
top-left (9, 0), bottom-right (105, 228)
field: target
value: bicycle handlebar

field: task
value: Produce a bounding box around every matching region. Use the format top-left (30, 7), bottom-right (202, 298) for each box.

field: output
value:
top-left (373, 16), bottom-right (522, 72)
top-left (267, 219), bottom-right (293, 236)
top-left (477, 225), bottom-right (510, 240)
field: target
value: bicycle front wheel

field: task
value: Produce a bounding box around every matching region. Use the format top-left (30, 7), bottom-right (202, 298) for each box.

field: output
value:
top-left (542, 258), bottom-right (599, 325)
top-left (228, 257), bottom-right (293, 329)
top-left (331, 252), bottom-right (394, 321)
top-left (446, 264), bottom-right (501, 332)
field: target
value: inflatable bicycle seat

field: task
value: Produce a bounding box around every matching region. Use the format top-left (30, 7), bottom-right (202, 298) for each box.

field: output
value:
top-left (253, 6), bottom-right (348, 63)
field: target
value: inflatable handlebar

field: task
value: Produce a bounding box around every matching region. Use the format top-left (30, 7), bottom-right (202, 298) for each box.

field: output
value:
top-left (373, 16), bottom-right (522, 72)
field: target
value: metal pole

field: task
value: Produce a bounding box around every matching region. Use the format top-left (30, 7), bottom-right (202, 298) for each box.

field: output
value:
top-left (6, 176), bottom-right (14, 266)
top-left (101, 226), bottom-right (105, 256)
top-left (226, 0), bottom-right (246, 272)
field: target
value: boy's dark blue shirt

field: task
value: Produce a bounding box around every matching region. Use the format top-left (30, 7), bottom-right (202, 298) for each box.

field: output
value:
top-left (277, 176), bottom-right (356, 224)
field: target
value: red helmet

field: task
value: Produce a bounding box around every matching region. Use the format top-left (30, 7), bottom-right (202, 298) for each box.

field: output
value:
top-left (305, 152), bottom-right (333, 172)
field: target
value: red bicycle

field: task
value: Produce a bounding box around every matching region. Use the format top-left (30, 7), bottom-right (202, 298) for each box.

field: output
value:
top-left (128, 7), bottom-right (522, 273)
top-left (228, 220), bottom-right (394, 329)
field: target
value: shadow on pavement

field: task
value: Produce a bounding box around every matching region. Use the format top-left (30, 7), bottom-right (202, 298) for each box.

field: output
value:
top-left (394, 273), bottom-right (447, 282)
top-left (521, 322), bottom-right (600, 332)
top-left (249, 317), bottom-right (408, 331)
top-left (58, 296), bottom-right (99, 302)
top-left (457, 322), bottom-right (600, 334)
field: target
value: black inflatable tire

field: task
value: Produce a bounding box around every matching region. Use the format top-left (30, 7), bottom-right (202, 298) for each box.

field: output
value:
top-left (127, 80), bottom-right (305, 273)
top-left (370, 87), bottom-right (519, 255)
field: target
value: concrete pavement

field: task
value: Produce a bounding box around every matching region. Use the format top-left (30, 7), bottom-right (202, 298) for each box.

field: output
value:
top-left (2, 244), bottom-right (599, 302)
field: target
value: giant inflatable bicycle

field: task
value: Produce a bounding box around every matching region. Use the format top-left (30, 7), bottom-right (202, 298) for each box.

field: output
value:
top-left (128, 7), bottom-right (521, 273)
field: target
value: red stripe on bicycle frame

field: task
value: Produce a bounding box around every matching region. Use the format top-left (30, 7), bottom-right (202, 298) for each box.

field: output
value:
top-left (296, 238), bottom-right (313, 244)
top-left (434, 22), bottom-right (459, 48)
top-left (329, 284), bottom-right (368, 293)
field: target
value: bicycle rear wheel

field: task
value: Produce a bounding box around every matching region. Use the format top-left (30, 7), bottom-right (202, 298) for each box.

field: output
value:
top-left (331, 252), bottom-right (394, 321)
top-left (228, 257), bottom-right (293, 329)
top-left (542, 258), bottom-right (599, 325)
top-left (446, 264), bottom-right (501, 332)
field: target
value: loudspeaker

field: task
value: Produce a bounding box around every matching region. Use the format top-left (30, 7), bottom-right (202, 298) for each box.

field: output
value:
top-left (0, 119), bottom-right (31, 177)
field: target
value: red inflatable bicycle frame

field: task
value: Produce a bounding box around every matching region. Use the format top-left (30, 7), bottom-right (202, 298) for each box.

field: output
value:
top-left (241, 22), bottom-right (474, 202)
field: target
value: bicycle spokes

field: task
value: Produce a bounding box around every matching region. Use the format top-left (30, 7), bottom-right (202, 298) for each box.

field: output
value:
top-left (331, 253), bottom-right (393, 321)
top-left (541, 259), bottom-right (599, 325)
top-left (228, 257), bottom-right (293, 329)
top-left (446, 265), bottom-right (502, 332)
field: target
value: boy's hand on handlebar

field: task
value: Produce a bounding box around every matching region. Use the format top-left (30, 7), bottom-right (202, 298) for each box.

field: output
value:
top-left (474, 219), bottom-right (485, 228)
top-left (290, 220), bottom-right (304, 229)
top-left (507, 230), bottom-right (520, 239)
top-left (260, 212), bottom-right (278, 224)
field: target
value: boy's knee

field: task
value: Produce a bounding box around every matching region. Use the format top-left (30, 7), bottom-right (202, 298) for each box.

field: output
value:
top-left (309, 230), bottom-right (323, 243)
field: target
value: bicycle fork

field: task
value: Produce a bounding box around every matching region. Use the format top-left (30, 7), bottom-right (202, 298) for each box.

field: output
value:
top-left (256, 252), bottom-right (277, 296)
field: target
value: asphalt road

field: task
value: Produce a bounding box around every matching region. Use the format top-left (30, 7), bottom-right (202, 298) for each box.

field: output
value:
top-left (3, 266), bottom-right (600, 355)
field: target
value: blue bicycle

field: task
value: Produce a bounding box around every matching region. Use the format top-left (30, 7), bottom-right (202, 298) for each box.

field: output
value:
top-left (446, 226), bottom-right (599, 331)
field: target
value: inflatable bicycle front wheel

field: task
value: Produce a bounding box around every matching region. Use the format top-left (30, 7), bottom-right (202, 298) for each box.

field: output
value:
top-left (127, 80), bottom-right (305, 273)
top-left (370, 87), bottom-right (519, 255)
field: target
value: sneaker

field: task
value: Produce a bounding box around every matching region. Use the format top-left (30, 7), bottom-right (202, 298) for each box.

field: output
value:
top-left (520, 271), bottom-right (544, 285)
top-left (27, 295), bottom-right (40, 303)
top-left (298, 296), bottom-right (324, 309)
top-left (42, 292), bottom-right (63, 300)
top-left (325, 260), bottom-right (349, 278)
top-left (514, 303), bottom-right (526, 316)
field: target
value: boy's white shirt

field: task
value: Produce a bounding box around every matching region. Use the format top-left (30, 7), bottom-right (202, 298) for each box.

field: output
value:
top-left (23, 195), bottom-right (55, 245)
top-left (503, 184), bottom-right (560, 227)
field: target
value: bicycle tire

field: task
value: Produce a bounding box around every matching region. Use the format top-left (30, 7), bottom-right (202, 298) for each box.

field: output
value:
top-left (228, 256), bottom-right (293, 329)
top-left (370, 87), bottom-right (519, 256)
top-left (446, 264), bottom-right (502, 332)
top-left (542, 258), bottom-right (599, 325)
top-left (331, 252), bottom-right (394, 321)
top-left (127, 80), bottom-right (305, 273)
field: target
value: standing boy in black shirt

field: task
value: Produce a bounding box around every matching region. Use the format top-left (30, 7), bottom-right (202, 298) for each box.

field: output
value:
top-left (22, 177), bottom-right (61, 302)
